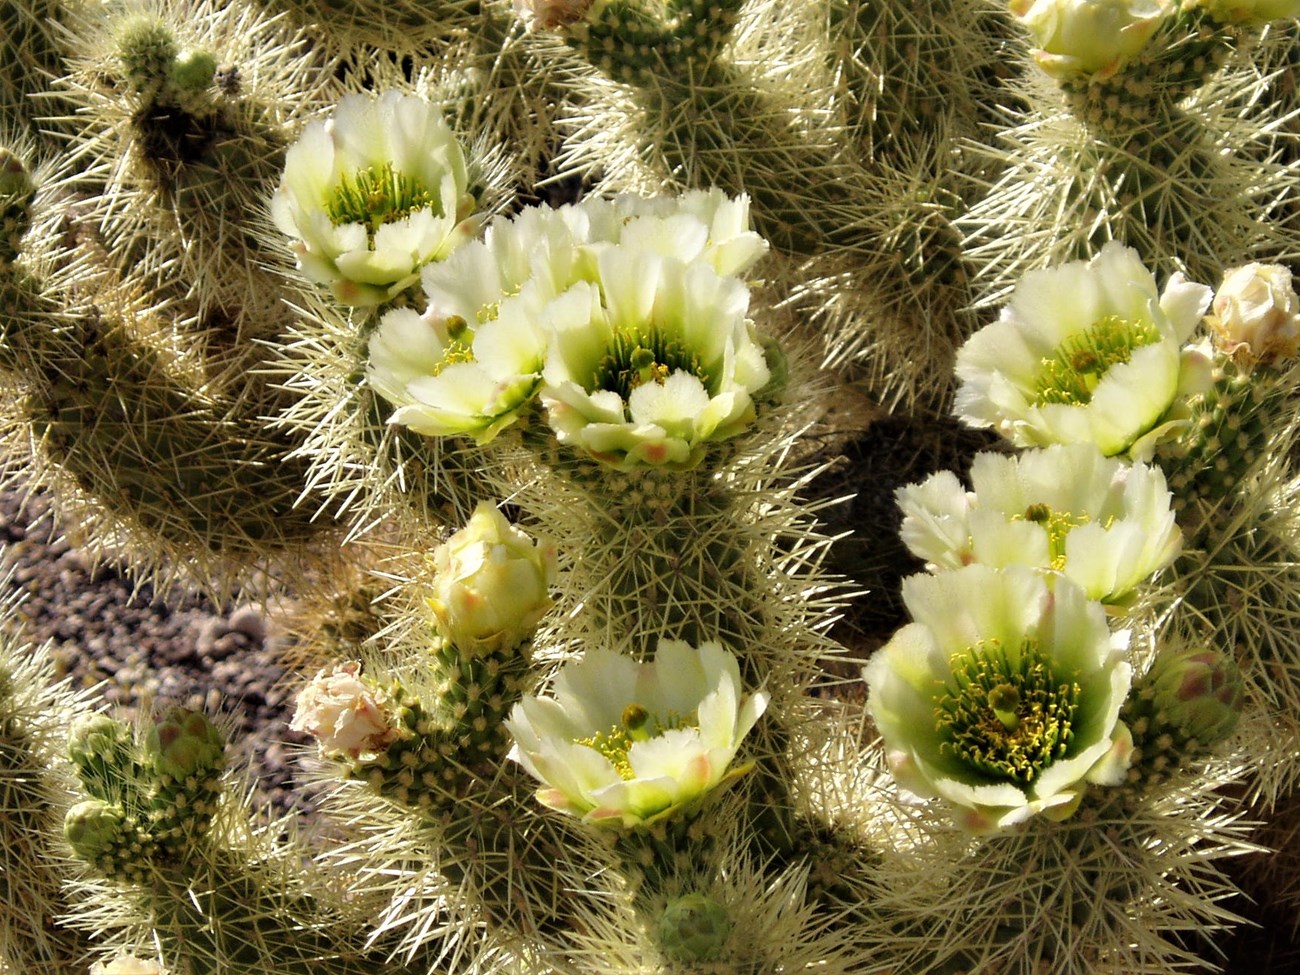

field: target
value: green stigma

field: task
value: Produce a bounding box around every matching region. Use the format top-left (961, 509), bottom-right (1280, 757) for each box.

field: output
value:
top-left (1033, 314), bottom-right (1161, 406)
top-left (574, 705), bottom-right (697, 781)
top-left (935, 639), bottom-right (1080, 786)
top-left (1014, 503), bottom-right (1094, 571)
top-left (590, 328), bottom-right (711, 403)
top-left (324, 162), bottom-right (440, 235)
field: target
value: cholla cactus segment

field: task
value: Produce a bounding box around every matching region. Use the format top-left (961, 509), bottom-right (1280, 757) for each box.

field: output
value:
top-left (0, 147), bottom-right (34, 265)
top-left (1009, 0), bottom-right (1171, 81)
top-left (66, 714), bottom-right (140, 806)
top-left (427, 501), bottom-right (557, 655)
top-left (271, 91), bottom-right (476, 306)
top-left (1207, 262), bottom-right (1300, 367)
top-left (506, 640), bottom-right (768, 827)
top-left (954, 241), bottom-right (1213, 458)
top-left (291, 662), bottom-right (404, 760)
top-left (897, 443), bottom-right (1182, 604)
top-left (863, 565), bottom-right (1134, 832)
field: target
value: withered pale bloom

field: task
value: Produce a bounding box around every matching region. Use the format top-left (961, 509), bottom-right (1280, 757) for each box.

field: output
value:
top-left (291, 662), bottom-right (400, 759)
top-left (1208, 262), bottom-right (1300, 367)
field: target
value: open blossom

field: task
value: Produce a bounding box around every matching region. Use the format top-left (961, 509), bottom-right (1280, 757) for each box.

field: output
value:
top-left (1009, 0), bottom-right (1169, 81)
top-left (1208, 262), bottom-right (1300, 367)
top-left (863, 565), bottom-right (1133, 832)
top-left (540, 249), bottom-right (772, 469)
top-left (954, 241), bottom-right (1213, 459)
top-left (290, 662), bottom-right (400, 759)
top-left (897, 443), bottom-right (1181, 605)
top-left (428, 502), bottom-right (557, 655)
top-left (271, 91), bottom-right (475, 306)
top-left (505, 640), bottom-right (768, 827)
top-left (368, 190), bottom-right (770, 450)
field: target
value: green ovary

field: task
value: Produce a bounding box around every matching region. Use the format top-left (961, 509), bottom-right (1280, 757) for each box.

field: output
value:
top-left (589, 328), bottom-right (713, 402)
top-left (935, 639), bottom-right (1080, 786)
top-left (1033, 315), bottom-right (1160, 406)
top-left (324, 162), bottom-right (439, 234)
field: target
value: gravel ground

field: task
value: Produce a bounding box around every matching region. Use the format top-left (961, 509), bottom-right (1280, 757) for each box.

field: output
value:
top-left (0, 480), bottom-right (312, 817)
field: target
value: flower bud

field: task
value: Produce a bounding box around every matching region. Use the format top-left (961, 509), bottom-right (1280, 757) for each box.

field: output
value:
top-left (64, 799), bottom-right (129, 862)
top-left (1148, 646), bottom-right (1244, 746)
top-left (91, 954), bottom-right (168, 975)
top-left (67, 713), bottom-right (137, 799)
top-left (290, 662), bottom-right (400, 759)
top-left (1208, 263), bottom-right (1300, 368)
top-left (142, 708), bottom-right (225, 781)
top-left (1, 147), bottom-right (35, 264)
top-left (428, 503), bottom-right (557, 655)
top-left (1009, 0), bottom-right (1167, 81)
top-left (657, 893), bottom-right (732, 962)
top-left (113, 15), bottom-right (180, 94)
top-left (170, 48), bottom-right (218, 92)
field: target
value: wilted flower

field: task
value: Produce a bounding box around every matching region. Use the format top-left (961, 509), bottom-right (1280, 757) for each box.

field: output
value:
top-left (954, 241), bottom-right (1213, 459)
top-left (290, 662), bottom-right (401, 759)
top-left (1208, 262), bottom-right (1300, 367)
top-left (863, 565), bottom-right (1133, 832)
top-left (513, 0), bottom-right (596, 29)
top-left (90, 955), bottom-right (167, 975)
top-left (428, 502), bottom-right (557, 654)
top-left (271, 91), bottom-right (474, 306)
top-left (505, 640), bottom-right (768, 827)
top-left (897, 443), bottom-right (1181, 604)
top-left (1009, 0), bottom-right (1169, 81)
top-left (540, 251), bottom-right (772, 469)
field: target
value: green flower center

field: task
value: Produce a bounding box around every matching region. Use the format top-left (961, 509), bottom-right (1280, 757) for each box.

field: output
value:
top-left (324, 162), bottom-right (440, 235)
top-left (935, 638), bottom-right (1080, 786)
top-left (575, 704), bottom-right (697, 781)
top-left (590, 329), bottom-right (713, 403)
top-left (1033, 314), bottom-right (1161, 406)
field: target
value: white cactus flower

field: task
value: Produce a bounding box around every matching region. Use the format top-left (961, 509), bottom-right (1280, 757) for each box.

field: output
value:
top-left (1009, 0), bottom-right (1170, 81)
top-left (863, 565), bottom-right (1134, 832)
top-left (1198, 0), bottom-right (1300, 23)
top-left (540, 249), bottom-right (772, 469)
top-left (897, 443), bottom-right (1182, 605)
top-left (427, 502), bottom-right (557, 655)
top-left (506, 640), bottom-right (768, 827)
top-left (90, 957), bottom-right (168, 975)
top-left (271, 91), bottom-right (475, 306)
top-left (954, 241), bottom-right (1213, 459)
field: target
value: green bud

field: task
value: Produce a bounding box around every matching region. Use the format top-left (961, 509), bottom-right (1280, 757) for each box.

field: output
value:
top-left (64, 799), bottom-right (129, 862)
top-left (0, 147), bottom-right (35, 265)
top-left (170, 48), bottom-right (218, 92)
top-left (143, 708), bottom-right (225, 781)
top-left (0, 148), bottom-right (33, 201)
top-left (67, 713), bottom-right (138, 802)
top-left (657, 893), bottom-right (731, 963)
top-left (114, 15), bottom-right (180, 94)
top-left (1149, 646), bottom-right (1244, 747)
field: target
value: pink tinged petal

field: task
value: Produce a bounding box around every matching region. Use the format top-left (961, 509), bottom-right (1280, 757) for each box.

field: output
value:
top-left (536, 788), bottom-right (584, 815)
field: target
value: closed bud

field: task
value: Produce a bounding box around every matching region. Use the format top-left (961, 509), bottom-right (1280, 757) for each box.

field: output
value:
top-left (170, 48), bottom-right (218, 92)
top-left (64, 799), bottom-right (129, 861)
top-left (1149, 646), bottom-right (1244, 746)
top-left (143, 708), bottom-right (225, 781)
top-left (428, 502), bottom-right (557, 656)
top-left (657, 893), bottom-right (732, 962)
